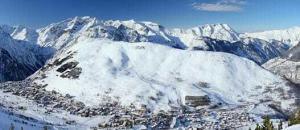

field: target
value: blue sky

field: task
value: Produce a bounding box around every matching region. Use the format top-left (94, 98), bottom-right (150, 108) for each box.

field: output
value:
top-left (0, 0), bottom-right (299, 32)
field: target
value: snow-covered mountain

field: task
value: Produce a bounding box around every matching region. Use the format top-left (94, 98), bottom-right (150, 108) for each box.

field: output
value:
top-left (36, 16), bottom-right (185, 50)
top-left (34, 16), bottom-right (287, 64)
top-left (30, 37), bottom-right (297, 112)
top-left (5, 37), bottom-right (292, 129)
top-left (263, 42), bottom-right (300, 84)
top-left (242, 26), bottom-right (300, 46)
top-left (172, 23), bottom-right (240, 43)
top-left (0, 16), bottom-right (299, 129)
top-left (0, 26), bottom-right (53, 81)
top-left (0, 25), bottom-right (39, 43)
top-left (36, 17), bottom-right (241, 50)
top-left (0, 16), bottom-right (289, 81)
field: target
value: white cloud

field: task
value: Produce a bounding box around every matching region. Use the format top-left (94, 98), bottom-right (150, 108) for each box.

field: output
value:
top-left (192, 0), bottom-right (246, 12)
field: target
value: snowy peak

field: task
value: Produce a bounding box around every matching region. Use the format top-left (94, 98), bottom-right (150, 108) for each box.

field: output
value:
top-left (35, 17), bottom-right (288, 65)
top-left (37, 16), bottom-right (185, 49)
top-left (0, 25), bottom-right (38, 43)
top-left (36, 16), bottom-right (241, 50)
top-left (194, 24), bottom-right (236, 35)
top-left (37, 16), bottom-right (100, 48)
top-left (1, 17), bottom-right (292, 67)
top-left (172, 23), bottom-right (240, 42)
top-left (11, 25), bottom-right (38, 43)
top-left (242, 26), bottom-right (300, 46)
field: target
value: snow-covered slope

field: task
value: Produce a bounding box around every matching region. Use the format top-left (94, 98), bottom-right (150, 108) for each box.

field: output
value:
top-left (263, 42), bottom-right (300, 84)
top-left (284, 124), bottom-right (300, 130)
top-left (242, 26), bottom-right (300, 46)
top-left (30, 38), bottom-right (297, 113)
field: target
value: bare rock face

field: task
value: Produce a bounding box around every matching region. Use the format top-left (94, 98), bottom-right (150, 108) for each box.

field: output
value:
top-left (56, 61), bottom-right (79, 72)
top-left (185, 95), bottom-right (211, 107)
top-left (56, 61), bottom-right (82, 79)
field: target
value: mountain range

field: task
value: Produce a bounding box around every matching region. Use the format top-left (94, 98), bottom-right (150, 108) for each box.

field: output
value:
top-left (242, 26), bottom-right (300, 46)
top-left (0, 16), bottom-right (300, 129)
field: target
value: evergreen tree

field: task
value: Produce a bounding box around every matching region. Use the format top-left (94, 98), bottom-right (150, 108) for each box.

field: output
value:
top-left (278, 121), bottom-right (283, 130)
top-left (289, 110), bottom-right (300, 126)
top-left (9, 123), bottom-right (14, 130)
top-left (261, 116), bottom-right (273, 130)
top-left (255, 123), bottom-right (261, 130)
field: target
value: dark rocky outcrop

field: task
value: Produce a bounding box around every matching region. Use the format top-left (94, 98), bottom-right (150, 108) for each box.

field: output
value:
top-left (185, 95), bottom-right (211, 107)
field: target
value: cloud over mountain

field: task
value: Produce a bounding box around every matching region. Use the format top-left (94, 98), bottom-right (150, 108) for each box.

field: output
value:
top-left (192, 0), bottom-right (246, 12)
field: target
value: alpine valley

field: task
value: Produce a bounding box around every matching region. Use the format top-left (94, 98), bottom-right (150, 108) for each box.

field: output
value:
top-left (0, 16), bottom-right (299, 129)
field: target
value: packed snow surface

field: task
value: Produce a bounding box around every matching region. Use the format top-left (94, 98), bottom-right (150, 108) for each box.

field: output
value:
top-left (284, 124), bottom-right (300, 130)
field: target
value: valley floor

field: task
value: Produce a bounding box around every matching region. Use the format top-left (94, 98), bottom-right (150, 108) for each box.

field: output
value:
top-left (0, 85), bottom-right (290, 130)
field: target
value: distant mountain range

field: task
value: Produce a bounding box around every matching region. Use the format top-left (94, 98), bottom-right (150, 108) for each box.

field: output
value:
top-left (0, 16), bottom-right (300, 129)
top-left (242, 27), bottom-right (300, 46)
